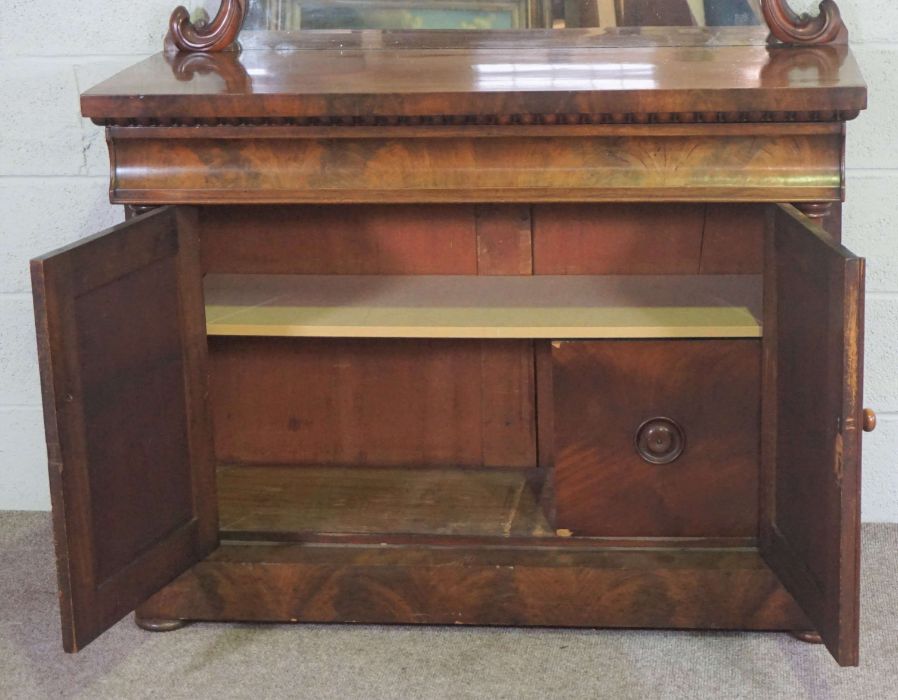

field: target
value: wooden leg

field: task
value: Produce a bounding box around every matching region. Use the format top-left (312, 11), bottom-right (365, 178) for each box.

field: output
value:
top-left (134, 611), bottom-right (188, 632)
top-left (790, 630), bottom-right (824, 644)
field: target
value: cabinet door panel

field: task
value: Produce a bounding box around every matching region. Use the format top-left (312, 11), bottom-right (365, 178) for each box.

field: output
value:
top-left (762, 204), bottom-right (864, 666)
top-left (31, 207), bottom-right (216, 652)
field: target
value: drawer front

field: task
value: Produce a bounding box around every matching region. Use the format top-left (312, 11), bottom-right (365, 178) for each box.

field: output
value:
top-left (551, 339), bottom-right (760, 537)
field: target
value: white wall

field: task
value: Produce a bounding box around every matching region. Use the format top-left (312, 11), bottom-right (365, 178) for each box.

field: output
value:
top-left (1, 1), bottom-right (896, 519)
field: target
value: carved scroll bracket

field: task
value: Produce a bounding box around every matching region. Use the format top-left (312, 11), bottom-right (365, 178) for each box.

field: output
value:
top-left (164, 0), bottom-right (847, 53)
top-left (165, 0), bottom-right (247, 53)
top-left (761, 0), bottom-right (847, 46)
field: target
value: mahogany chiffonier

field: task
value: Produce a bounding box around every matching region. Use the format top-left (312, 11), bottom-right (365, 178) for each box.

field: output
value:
top-left (32, 0), bottom-right (875, 665)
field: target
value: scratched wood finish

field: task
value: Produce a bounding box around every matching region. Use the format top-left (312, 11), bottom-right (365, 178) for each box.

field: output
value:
top-left (105, 126), bottom-right (844, 204)
top-left (475, 204), bottom-right (532, 275)
top-left (30, 208), bottom-right (216, 652)
top-left (208, 337), bottom-right (536, 468)
top-left (552, 339), bottom-right (760, 537)
top-left (136, 543), bottom-right (811, 631)
top-left (81, 43), bottom-right (866, 121)
top-left (217, 465), bottom-right (552, 537)
top-left (760, 204), bottom-right (864, 666)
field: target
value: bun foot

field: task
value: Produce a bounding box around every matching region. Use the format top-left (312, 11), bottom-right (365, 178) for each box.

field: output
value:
top-left (134, 612), bottom-right (188, 632)
top-left (790, 630), bottom-right (823, 644)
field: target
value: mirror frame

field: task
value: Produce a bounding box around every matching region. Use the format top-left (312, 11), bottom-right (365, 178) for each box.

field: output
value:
top-left (165, 0), bottom-right (847, 52)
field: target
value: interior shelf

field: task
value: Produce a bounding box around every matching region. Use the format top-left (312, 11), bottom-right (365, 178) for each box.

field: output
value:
top-left (217, 465), bottom-right (553, 538)
top-left (204, 274), bottom-right (762, 339)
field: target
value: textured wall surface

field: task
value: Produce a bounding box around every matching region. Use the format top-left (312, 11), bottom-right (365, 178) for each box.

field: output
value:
top-left (0, 1), bottom-right (896, 519)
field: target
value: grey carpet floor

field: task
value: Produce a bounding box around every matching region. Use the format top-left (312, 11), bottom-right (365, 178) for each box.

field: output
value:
top-left (1, 512), bottom-right (896, 700)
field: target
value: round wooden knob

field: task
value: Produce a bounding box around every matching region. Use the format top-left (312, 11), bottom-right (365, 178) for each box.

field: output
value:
top-left (863, 409), bottom-right (877, 433)
top-left (635, 418), bottom-right (685, 465)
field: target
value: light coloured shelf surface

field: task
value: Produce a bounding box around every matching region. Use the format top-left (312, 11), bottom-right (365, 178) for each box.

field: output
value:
top-left (204, 274), bottom-right (762, 339)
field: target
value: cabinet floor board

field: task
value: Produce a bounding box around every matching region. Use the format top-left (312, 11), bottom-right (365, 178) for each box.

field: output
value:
top-left (217, 464), bottom-right (554, 538)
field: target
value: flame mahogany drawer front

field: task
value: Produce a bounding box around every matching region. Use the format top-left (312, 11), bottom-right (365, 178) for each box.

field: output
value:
top-left (551, 339), bottom-right (761, 538)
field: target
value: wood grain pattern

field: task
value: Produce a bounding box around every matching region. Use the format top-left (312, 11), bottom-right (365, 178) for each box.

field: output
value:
top-left (203, 274), bottom-right (763, 339)
top-left (700, 204), bottom-right (766, 274)
top-left (760, 204), bottom-right (864, 666)
top-left (198, 204), bottom-right (478, 275)
top-left (166, 0), bottom-right (247, 53)
top-left (761, 0), bottom-right (847, 46)
top-left (533, 204), bottom-right (705, 274)
top-left (207, 337), bottom-right (536, 468)
top-left (136, 542), bottom-right (811, 631)
top-left (552, 339), bottom-right (760, 537)
top-left (30, 207), bottom-right (216, 652)
top-left (81, 43), bottom-right (866, 122)
top-left (105, 126), bottom-right (844, 204)
top-left (47, 19), bottom-right (868, 660)
top-left (475, 205), bottom-right (532, 276)
top-left (474, 204), bottom-right (537, 467)
top-left (217, 465), bottom-right (552, 537)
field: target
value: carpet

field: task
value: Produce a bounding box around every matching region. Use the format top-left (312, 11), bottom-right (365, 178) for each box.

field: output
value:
top-left (1, 512), bottom-right (896, 699)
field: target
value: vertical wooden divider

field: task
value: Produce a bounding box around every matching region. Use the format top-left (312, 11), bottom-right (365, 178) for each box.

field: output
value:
top-left (475, 205), bottom-right (538, 468)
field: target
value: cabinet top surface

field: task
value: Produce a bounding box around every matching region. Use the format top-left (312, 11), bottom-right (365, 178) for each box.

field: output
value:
top-left (81, 30), bottom-right (866, 122)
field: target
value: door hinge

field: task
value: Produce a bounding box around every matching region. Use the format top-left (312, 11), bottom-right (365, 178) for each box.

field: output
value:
top-left (834, 429), bottom-right (844, 483)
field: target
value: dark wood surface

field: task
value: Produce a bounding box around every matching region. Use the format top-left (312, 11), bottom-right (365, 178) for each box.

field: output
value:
top-left (217, 464), bottom-right (552, 537)
top-left (700, 204), bottom-right (766, 274)
top-left (82, 41), bottom-right (865, 122)
top-left (104, 123), bottom-right (845, 205)
top-left (199, 204), bottom-right (481, 275)
top-left (760, 204), bottom-right (864, 666)
top-left (533, 204), bottom-right (705, 274)
top-left (36, 11), bottom-right (868, 662)
top-left (552, 339), bottom-right (760, 537)
top-left (30, 208), bottom-right (217, 652)
top-left (208, 337), bottom-right (537, 468)
top-left (200, 203), bottom-right (764, 276)
top-left (761, 0), bottom-right (847, 46)
top-left (137, 542), bottom-right (810, 631)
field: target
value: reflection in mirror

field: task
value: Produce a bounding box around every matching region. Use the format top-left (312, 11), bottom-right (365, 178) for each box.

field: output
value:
top-left (237, 0), bottom-right (768, 31)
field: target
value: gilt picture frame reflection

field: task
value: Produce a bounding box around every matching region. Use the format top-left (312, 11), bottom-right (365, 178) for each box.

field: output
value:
top-left (606, 0), bottom-right (762, 27)
top-left (244, 0), bottom-right (549, 31)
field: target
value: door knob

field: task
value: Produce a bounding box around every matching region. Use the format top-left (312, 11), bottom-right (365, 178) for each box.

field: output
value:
top-left (863, 408), bottom-right (877, 433)
top-left (635, 417), bottom-right (685, 465)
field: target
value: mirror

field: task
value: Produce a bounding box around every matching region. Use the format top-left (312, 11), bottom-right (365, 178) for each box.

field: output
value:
top-left (236, 0), bottom-right (768, 31)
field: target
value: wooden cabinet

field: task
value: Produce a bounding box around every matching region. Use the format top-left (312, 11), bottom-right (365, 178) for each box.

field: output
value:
top-left (32, 4), bottom-right (873, 666)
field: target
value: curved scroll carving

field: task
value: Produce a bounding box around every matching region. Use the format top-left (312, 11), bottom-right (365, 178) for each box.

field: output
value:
top-left (761, 0), bottom-right (846, 45)
top-left (166, 0), bottom-right (248, 53)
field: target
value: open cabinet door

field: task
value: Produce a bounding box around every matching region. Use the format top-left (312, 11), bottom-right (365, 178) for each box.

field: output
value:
top-left (762, 204), bottom-right (865, 666)
top-left (31, 207), bottom-right (217, 652)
